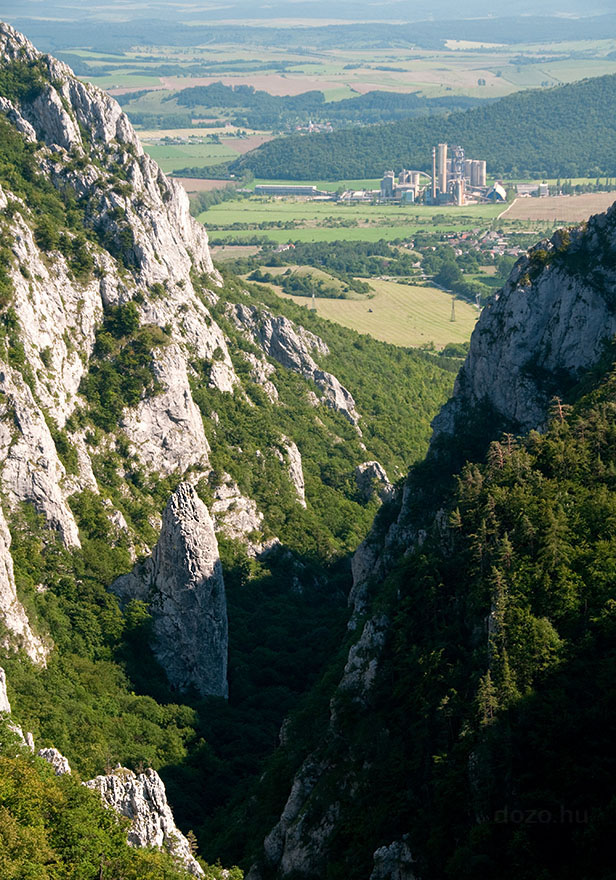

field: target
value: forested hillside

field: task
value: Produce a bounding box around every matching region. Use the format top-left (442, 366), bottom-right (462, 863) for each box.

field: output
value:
top-left (245, 382), bottom-right (616, 880)
top-left (234, 73), bottom-right (616, 179)
top-left (161, 83), bottom-right (483, 130)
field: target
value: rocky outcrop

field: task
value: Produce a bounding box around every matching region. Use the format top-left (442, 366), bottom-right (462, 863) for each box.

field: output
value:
top-left (38, 747), bottom-right (71, 776)
top-left (0, 507), bottom-right (49, 664)
top-left (355, 461), bottom-right (393, 503)
top-left (432, 207), bottom-right (616, 447)
top-left (0, 667), bottom-right (11, 713)
top-left (230, 303), bottom-right (360, 424)
top-left (85, 766), bottom-right (204, 876)
top-left (275, 438), bottom-right (306, 507)
top-left (120, 345), bottom-right (210, 476)
top-left (241, 351), bottom-right (279, 402)
top-left (0, 368), bottom-right (81, 548)
top-left (336, 614), bottom-right (389, 704)
top-left (0, 22), bottom-right (217, 291)
top-left (211, 473), bottom-right (264, 544)
top-left (370, 838), bottom-right (416, 880)
top-left (112, 483), bottom-right (228, 698)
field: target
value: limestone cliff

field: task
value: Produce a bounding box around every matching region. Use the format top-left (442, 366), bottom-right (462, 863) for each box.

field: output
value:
top-left (0, 21), bottom-right (365, 662)
top-left (86, 766), bottom-right (204, 876)
top-left (230, 303), bottom-right (360, 425)
top-left (113, 483), bottom-right (228, 698)
top-left (432, 206), bottom-right (616, 445)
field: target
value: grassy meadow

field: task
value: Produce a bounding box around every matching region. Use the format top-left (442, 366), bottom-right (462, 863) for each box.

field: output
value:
top-left (273, 278), bottom-right (479, 349)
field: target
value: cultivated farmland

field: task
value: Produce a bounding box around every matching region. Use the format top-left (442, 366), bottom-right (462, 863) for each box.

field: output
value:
top-left (504, 192), bottom-right (616, 222)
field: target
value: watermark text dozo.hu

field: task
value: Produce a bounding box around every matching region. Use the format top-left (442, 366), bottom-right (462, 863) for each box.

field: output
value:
top-left (494, 806), bottom-right (588, 824)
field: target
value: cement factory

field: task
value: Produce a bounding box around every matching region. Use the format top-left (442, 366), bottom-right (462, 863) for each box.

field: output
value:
top-left (379, 143), bottom-right (493, 206)
top-left (252, 143), bottom-right (502, 205)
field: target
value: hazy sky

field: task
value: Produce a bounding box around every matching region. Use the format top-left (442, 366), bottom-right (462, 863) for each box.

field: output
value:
top-left (1, 0), bottom-right (613, 23)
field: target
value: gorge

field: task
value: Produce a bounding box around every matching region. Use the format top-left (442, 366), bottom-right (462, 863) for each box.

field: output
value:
top-left (0, 19), bottom-right (614, 880)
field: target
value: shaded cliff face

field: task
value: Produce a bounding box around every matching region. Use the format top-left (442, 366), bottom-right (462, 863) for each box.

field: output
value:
top-left (113, 483), bottom-right (228, 698)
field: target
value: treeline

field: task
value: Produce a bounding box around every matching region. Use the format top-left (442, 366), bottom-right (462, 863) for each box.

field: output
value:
top-left (233, 73), bottom-right (616, 179)
top-left (227, 239), bottom-right (420, 279)
top-left (248, 267), bottom-right (371, 297)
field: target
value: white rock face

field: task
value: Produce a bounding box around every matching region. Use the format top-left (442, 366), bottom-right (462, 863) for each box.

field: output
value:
top-left (6, 210), bottom-right (103, 427)
top-left (0, 367), bottom-right (81, 548)
top-left (337, 614), bottom-right (389, 702)
top-left (211, 473), bottom-right (264, 543)
top-left (121, 345), bottom-right (210, 476)
top-left (0, 667), bottom-right (11, 713)
top-left (0, 507), bottom-right (49, 665)
top-left (38, 747), bottom-right (71, 776)
top-left (113, 483), bottom-right (228, 698)
top-left (85, 766), bottom-right (204, 876)
top-left (355, 461), bottom-right (393, 503)
top-left (230, 303), bottom-right (359, 424)
top-left (241, 351), bottom-right (278, 402)
top-left (275, 438), bottom-right (306, 507)
top-left (263, 759), bottom-right (330, 868)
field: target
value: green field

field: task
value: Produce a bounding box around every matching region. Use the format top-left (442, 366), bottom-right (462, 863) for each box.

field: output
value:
top-left (142, 141), bottom-right (236, 173)
top-left (201, 197), bottom-right (504, 244)
top-left (273, 278), bottom-right (479, 349)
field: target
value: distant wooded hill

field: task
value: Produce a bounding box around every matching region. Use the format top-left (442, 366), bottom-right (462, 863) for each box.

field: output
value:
top-left (166, 83), bottom-right (483, 129)
top-left (233, 73), bottom-right (616, 180)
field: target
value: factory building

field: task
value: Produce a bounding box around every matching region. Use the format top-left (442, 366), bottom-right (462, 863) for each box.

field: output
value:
top-left (432, 144), bottom-right (488, 204)
top-left (380, 169), bottom-right (421, 202)
top-left (254, 185), bottom-right (326, 197)
top-left (379, 146), bottom-right (488, 205)
top-left (380, 171), bottom-right (396, 199)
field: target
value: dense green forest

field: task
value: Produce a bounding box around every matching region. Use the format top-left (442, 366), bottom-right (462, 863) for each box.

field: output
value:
top-left (234, 73), bottom-right (616, 179)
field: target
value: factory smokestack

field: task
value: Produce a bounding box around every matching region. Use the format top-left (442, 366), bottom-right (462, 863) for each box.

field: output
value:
top-left (438, 143), bottom-right (448, 197)
top-left (431, 146), bottom-right (437, 203)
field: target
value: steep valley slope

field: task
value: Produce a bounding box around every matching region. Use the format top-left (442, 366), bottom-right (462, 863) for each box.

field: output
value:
top-left (0, 21), bottom-right (457, 878)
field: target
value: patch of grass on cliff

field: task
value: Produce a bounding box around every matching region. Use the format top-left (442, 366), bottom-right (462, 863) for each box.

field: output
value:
top-left (0, 59), bottom-right (48, 105)
top-left (79, 302), bottom-right (170, 431)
